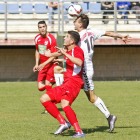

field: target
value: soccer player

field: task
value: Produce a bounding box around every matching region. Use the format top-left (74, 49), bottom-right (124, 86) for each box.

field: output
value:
top-left (45, 14), bottom-right (131, 133)
top-left (73, 14), bottom-right (131, 133)
top-left (40, 31), bottom-right (85, 138)
top-left (33, 20), bottom-right (63, 92)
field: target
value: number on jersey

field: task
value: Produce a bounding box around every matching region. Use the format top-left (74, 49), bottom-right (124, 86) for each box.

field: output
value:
top-left (84, 36), bottom-right (94, 53)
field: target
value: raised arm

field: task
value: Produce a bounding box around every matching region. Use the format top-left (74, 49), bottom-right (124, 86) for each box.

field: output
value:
top-left (104, 31), bottom-right (131, 43)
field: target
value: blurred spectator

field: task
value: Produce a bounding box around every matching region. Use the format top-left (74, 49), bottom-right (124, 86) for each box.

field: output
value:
top-left (117, 2), bottom-right (131, 24)
top-left (48, 1), bottom-right (69, 25)
top-left (101, 2), bottom-right (114, 24)
top-left (131, 2), bottom-right (140, 24)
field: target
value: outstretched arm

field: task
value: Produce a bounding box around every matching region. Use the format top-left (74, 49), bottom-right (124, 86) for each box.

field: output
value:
top-left (104, 31), bottom-right (131, 44)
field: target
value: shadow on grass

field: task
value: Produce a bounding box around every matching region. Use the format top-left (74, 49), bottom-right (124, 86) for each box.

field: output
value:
top-left (83, 126), bottom-right (109, 133)
top-left (50, 125), bottom-right (139, 136)
top-left (51, 126), bottom-right (112, 136)
top-left (58, 108), bottom-right (63, 112)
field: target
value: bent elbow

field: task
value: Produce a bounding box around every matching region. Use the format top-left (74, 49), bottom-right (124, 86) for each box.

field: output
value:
top-left (77, 62), bottom-right (83, 67)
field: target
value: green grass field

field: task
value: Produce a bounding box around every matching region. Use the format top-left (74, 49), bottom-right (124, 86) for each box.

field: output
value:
top-left (0, 81), bottom-right (140, 140)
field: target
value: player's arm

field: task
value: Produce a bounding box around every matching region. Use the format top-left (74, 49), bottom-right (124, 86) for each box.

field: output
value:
top-left (57, 47), bottom-right (83, 67)
top-left (45, 46), bottom-right (67, 57)
top-left (37, 56), bottom-right (56, 71)
top-left (44, 50), bottom-right (63, 57)
top-left (104, 31), bottom-right (131, 43)
top-left (65, 53), bottom-right (83, 66)
top-left (33, 49), bottom-right (40, 72)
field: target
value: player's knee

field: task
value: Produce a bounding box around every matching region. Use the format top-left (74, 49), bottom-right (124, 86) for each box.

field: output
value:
top-left (40, 94), bottom-right (50, 103)
top-left (61, 100), bottom-right (69, 108)
top-left (54, 65), bottom-right (63, 74)
top-left (61, 103), bottom-right (67, 108)
top-left (38, 81), bottom-right (46, 91)
top-left (38, 86), bottom-right (46, 91)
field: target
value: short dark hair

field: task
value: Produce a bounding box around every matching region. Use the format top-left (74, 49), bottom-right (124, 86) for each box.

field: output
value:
top-left (77, 14), bottom-right (89, 28)
top-left (38, 20), bottom-right (47, 26)
top-left (68, 30), bottom-right (80, 45)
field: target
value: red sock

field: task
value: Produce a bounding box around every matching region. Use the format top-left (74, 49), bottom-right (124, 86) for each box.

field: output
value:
top-left (63, 106), bottom-right (77, 125)
top-left (63, 106), bottom-right (82, 133)
top-left (38, 86), bottom-right (46, 91)
top-left (73, 122), bottom-right (83, 133)
top-left (45, 85), bottom-right (52, 91)
top-left (42, 101), bottom-right (65, 124)
top-left (56, 114), bottom-right (66, 124)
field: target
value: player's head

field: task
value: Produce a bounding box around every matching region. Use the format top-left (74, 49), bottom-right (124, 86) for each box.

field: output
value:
top-left (38, 21), bottom-right (47, 36)
top-left (64, 30), bottom-right (80, 47)
top-left (74, 14), bottom-right (89, 31)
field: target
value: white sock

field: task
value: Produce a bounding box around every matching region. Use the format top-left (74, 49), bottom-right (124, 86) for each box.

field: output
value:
top-left (54, 74), bottom-right (64, 86)
top-left (93, 97), bottom-right (110, 118)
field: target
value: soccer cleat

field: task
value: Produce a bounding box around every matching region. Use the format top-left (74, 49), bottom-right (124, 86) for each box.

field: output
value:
top-left (108, 115), bottom-right (117, 133)
top-left (72, 132), bottom-right (86, 138)
top-left (54, 122), bottom-right (71, 135)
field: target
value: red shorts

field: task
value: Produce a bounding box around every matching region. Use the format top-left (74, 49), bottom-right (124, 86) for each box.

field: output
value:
top-left (46, 79), bottom-right (82, 105)
top-left (37, 64), bottom-right (56, 83)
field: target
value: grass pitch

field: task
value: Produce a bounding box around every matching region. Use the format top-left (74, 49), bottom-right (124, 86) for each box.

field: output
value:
top-left (0, 81), bottom-right (140, 140)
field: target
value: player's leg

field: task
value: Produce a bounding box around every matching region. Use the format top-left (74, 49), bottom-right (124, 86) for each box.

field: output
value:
top-left (83, 67), bottom-right (117, 132)
top-left (40, 79), bottom-right (55, 114)
top-left (38, 80), bottom-right (46, 91)
top-left (45, 65), bottom-right (56, 90)
top-left (37, 70), bottom-right (46, 91)
top-left (45, 80), bottom-right (53, 90)
top-left (85, 89), bottom-right (111, 118)
top-left (40, 87), bottom-right (71, 135)
top-left (84, 89), bottom-right (117, 133)
top-left (61, 99), bottom-right (85, 138)
top-left (54, 64), bottom-right (64, 86)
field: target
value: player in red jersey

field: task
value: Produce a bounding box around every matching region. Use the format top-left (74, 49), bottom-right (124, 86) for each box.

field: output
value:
top-left (40, 31), bottom-right (85, 138)
top-left (33, 21), bottom-right (63, 92)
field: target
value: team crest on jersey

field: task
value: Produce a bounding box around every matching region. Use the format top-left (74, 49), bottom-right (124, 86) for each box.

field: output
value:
top-left (38, 45), bottom-right (47, 55)
top-left (45, 41), bottom-right (48, 46)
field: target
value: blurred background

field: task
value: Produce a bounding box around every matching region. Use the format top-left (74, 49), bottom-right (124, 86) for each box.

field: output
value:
top-left (0, 0), bottom-right (140, 81)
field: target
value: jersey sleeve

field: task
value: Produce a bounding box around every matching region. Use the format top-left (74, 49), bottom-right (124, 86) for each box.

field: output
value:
top-left (91, 28), bottom-right (106, 40)
top-left (74, 47), bottom-right (84, 62)
top-left (50, 35), bottom-right (57, 53)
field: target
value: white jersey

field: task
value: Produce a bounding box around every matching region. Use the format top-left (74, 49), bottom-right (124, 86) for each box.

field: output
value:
top-left (78, 28), bottom-right (105, 67)
top-left (78, 28), bottom-right (106, 91)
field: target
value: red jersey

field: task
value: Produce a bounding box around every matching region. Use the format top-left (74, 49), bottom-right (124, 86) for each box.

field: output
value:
top-left (63, 46), bottom-right (84, 87)
top-left (34, 33), bottom-right (57, 66)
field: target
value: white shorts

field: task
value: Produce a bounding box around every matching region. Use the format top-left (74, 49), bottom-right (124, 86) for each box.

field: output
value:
top-left (82, 64), bottom-right (94, 91)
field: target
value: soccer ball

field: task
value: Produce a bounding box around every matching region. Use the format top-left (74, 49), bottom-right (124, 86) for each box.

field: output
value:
top-left (68, 4), bottom-right (82, 17)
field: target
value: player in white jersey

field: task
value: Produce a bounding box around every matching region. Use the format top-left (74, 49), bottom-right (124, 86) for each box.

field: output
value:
top-left (74, 14), bottom-right (131, 133)
top-left (78, 28), bottom-right (106, 91)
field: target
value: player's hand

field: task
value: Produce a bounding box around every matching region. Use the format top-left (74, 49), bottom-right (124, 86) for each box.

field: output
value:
top-left (122, 35), bottom-right (132, 44)
top-left (33, 65), bottom-right (38, 72)
top-left (56, 47), bottom-right (67, 55)
top-left (44, 50), bottom-right (51, 57)
top-left (37, 63), bottom-right (45, 71)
